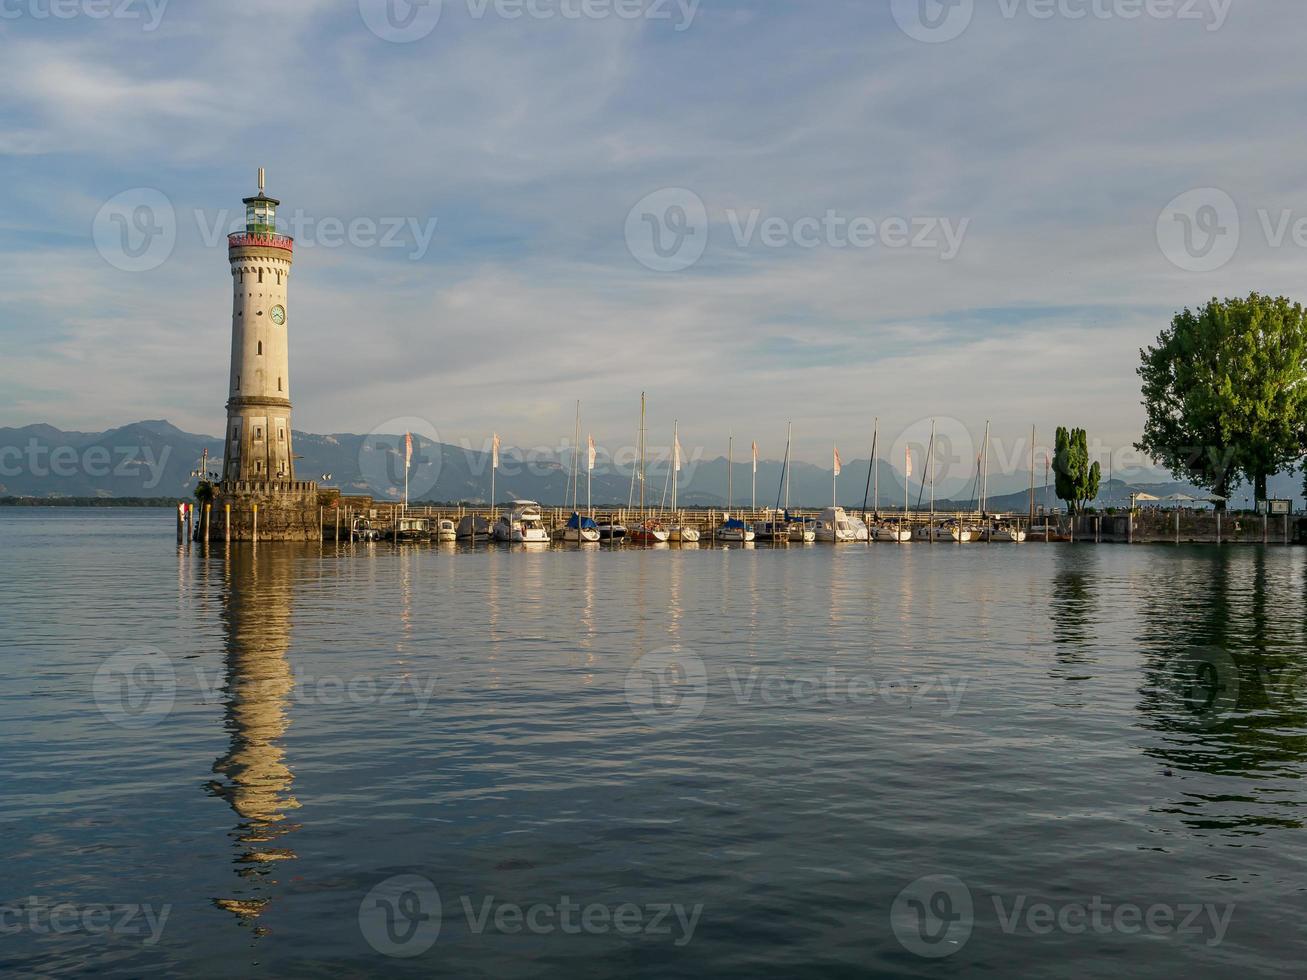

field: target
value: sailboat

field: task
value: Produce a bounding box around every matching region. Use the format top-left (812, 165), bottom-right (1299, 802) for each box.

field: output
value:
top-left (559, 402), bottom-right (600, 543)
top-left (629, 393), bottom-right (670, 544)
top-left (667, 421), bottom-right (700, 542)
top-left (716, 434), bottom-right (755, 541)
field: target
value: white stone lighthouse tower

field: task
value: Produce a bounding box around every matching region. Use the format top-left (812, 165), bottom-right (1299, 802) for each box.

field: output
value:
top-left (222, 168), bottom-right (297, 484)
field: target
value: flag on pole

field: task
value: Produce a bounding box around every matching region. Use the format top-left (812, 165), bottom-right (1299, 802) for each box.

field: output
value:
top-left (587, 434), bottom-right (596, 471)
top-left (833, 446), bottom-right (842, 476)
top-left (492, 433), bottom-right (500, 470)
top-left (673, 435), bottom-right (682, 472)
top-left (906, 446), bottom-right (913, 478)
top-left (752, 441), bottom-right (758, 474)
top-left (405, 432), bottom-right (413, 469)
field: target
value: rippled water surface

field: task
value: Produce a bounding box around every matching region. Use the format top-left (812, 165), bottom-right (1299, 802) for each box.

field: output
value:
top-left (2, 508), bottom-right (1306, 977)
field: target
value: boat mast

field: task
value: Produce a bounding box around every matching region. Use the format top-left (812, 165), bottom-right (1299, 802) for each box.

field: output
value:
top-left (572, 400), bottom-right (581, 514)
top-left (873, 417), bottom-right (879, 517)
top-left (778, 423), bottom-right (789, 514)
top-left (929, 418), bottom-right (936, 527)
top-left (672, 419), bottom-right (679, 513)
top-left (727, 433), bottom-right (734, 516)
top-left (1029, 424), bottom-right (1036, 525)
top-left (639, 391), bottom-right (647, 517)
top-left (980, 419), bottom-right (990, 518)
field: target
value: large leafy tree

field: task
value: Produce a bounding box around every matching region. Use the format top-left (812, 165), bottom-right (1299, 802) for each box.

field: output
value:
top-left (1053, 426), bottom-right (1101, 514)
top-left (1137, 293), bottom-right (1307, 509)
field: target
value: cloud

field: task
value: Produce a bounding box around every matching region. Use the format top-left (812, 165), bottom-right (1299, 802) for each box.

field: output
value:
top-left (1, 0), bottom-right (1304, 478)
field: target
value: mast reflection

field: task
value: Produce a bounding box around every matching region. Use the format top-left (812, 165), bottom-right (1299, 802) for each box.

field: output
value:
top-left (206, 546), bottom-right (302, 930)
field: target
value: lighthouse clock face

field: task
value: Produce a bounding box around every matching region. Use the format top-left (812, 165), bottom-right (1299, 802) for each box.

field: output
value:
top-left (270, 304), bottom-right (286, 325)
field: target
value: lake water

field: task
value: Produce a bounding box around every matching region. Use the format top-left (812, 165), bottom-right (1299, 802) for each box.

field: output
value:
top-left (2, 508), bottom-right (1305, 977)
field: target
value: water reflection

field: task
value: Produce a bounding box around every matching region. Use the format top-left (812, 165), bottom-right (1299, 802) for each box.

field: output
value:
top-left (1136, 548), bottom-right (1307, 833)
top-left (1049, 547), bottom-right (1098, 660)
top-left (206, 546), bottom-right (302, 931)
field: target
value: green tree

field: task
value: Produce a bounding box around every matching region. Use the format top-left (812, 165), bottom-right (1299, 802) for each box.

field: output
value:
top-left (1053, 426), bottom-right (1101, 514)
top-left (194, 480), bottom-right (216, 505)
top-left (1137, 293), bottom-right (1307, 509)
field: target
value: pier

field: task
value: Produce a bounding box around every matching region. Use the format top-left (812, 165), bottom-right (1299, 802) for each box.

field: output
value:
top-left (209, 495), bottom-right (1302, 546)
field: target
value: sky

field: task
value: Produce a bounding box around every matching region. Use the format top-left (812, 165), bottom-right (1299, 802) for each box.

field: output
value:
top-left (1, 0), bottom-right (1304, 484)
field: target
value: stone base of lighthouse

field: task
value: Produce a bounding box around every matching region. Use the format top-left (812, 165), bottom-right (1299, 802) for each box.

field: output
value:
top-left (215, 480), bottom-right (326, 541)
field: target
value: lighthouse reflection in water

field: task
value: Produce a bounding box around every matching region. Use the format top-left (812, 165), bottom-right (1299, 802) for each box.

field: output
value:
top-left (207, 546), bottom-right (301, 931)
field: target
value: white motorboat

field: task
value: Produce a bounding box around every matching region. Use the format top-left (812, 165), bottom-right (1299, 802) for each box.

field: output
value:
top-left (436, 518), bottom-right (457, 541)
top-left (396, 516), bottom-right (429, 541)
top-left (816, 507), bottom-right (863, 542)
top-left (493, 501), bottom-right (550, 543)
top-left (351, 517), bottom-right (380, 542)
top-left (669, 524), bottom-right (701, 543)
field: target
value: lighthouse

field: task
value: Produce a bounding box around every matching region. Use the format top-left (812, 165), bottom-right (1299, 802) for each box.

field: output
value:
top-left (222, 168), bottom-right (296, 484)
top-left (214, 170), bottom-right (319, 541)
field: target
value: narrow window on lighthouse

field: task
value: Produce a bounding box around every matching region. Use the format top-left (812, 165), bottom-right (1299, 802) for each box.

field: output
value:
top-left (235, 375), bottom-right (240, 390)
top-left (278, 377), bottom-right (283, 392)
top-left (258, 269), bottom-right (264, 284)
top-left (257, 341), bottom-right (263, 355)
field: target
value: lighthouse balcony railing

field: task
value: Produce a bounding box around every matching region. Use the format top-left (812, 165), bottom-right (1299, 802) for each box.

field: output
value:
top-left (228, 231), bottom-right (294, 252)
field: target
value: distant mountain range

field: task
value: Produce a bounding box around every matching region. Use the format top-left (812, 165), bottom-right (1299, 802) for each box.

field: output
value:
top-left (0, 421), bottom-right (1300, 509)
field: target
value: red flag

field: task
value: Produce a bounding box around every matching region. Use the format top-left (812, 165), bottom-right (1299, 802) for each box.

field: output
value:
top-left (833, 445), bottom-right (842, 477)
top-left (752, 441), bottom-right (758, 474)
top-left (492, 433), bottom-right (500, 470)
top-left (405, 432), bottom-right (413, 468)
top-left (906, 446), bottom-right (913, 478)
